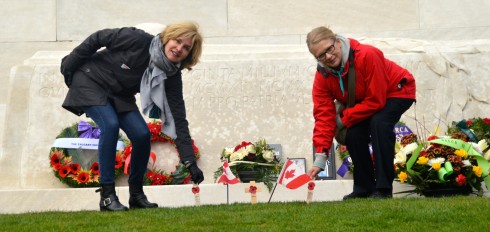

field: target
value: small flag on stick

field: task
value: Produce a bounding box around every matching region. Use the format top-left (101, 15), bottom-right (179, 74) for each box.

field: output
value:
top-left (277, 159), bottom-right (312, 189)
top-left (218, 161), bottom-right (240, 184)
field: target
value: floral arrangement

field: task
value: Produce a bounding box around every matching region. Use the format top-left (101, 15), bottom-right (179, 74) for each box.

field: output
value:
top-left (213, 138), bottom-right (281, 191)
top-left (394, 117), bottom-right (490, 196)
top-left (135, 120), bottom-right (200, 185)
top-left (49, 121), bottom-right (127, 187)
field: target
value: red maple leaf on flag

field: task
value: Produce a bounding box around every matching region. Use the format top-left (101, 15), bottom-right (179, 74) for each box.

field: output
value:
top-left (285, 169), bottom-right (296, 179)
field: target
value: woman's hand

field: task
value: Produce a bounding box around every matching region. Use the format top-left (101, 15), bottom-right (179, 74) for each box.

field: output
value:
top-left (308, 166), bottom-right (322, 180)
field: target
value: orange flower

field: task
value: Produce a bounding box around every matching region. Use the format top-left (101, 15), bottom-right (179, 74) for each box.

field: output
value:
top-left (70, 163), bottom-right (81, 174)
top-left (50, 150), bottom-right (62, 166)
top-left (91, 162), bottom-right (100, 175)
top-left (53, 163), bottom-right (62, 171)
top-left (59, 166), bottom-right (70, 178)
top-left (77, 171), bottom-right (90, 184)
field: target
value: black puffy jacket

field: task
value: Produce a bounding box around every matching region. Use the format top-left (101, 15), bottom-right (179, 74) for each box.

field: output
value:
top-left (61, 27), bottom-right (197, 163)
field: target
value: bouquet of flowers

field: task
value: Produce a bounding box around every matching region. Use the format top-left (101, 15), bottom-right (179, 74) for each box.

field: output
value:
top-left (394, 117), bottom-right (490, 196)
top-left (214, 138), bottom-right (281, 191)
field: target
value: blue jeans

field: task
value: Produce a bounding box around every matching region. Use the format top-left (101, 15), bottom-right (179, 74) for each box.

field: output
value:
top-left (83, 102), bottom-right (151, 185)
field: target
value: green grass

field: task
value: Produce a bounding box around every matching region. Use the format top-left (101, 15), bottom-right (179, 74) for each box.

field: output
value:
top-left (1, 197), bottom-right (489, 232)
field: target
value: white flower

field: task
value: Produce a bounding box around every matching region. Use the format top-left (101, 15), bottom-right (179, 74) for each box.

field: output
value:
top-left (394, 142), bottom-right (418, 164)
top-left (222, 147), bottom-right (234, 158)
top-left (246, 144), bottom-right (256, 154)
top-left (477, 140), bottom-right (488, 152)
top-left (237, 148), bottom-right (248, 160)
top-left (462, 160), bottom-right (471, 167)
top-left (262, 150), bottom-right (274, 162)
top-left (485, 150), bottom-right (490, 161)
top-left (427, 157), bottom-right (445, 166)
top-left (230, 152), bottom-right (240, 162)
top-left (404, 143), bottom-right (419, 154)
top-left (394, 151), bottom-right (407, 164)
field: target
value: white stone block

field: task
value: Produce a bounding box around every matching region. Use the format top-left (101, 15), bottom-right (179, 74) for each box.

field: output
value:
top-left (0, 0), bottom-right (56, 42)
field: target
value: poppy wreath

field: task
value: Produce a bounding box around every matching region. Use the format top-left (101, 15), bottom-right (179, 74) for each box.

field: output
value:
top-left (49, 121), bottom-right (128, 188)
top-left (123, 120), bottom-right (201, 185)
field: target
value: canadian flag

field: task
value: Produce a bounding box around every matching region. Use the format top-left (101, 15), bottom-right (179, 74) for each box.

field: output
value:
top-left (277, 159), bottom-right (312, 189)
top-left (217, 161), bottom-right (240, 184)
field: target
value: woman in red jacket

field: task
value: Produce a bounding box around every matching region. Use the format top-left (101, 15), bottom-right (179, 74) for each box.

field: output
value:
top-left (306, 26), bottom-right (416, 200)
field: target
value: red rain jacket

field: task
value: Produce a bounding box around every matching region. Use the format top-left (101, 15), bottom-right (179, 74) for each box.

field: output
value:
top-left (312, 38), bottom-right (416, 153)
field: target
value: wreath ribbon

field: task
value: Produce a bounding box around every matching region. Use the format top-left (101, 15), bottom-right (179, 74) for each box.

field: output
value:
top-left (455, 120), bottom-right (479, 142)
top-left (78, 120), bottom-right (101, 139)
top-left (228, 160), bottom-right (277, 167)
top-left (437, 161), bottom-right (454, 181)
top-left (124, 151), bottom-right (157, 175)
top-left (52, 138), bottom-right (125, 150)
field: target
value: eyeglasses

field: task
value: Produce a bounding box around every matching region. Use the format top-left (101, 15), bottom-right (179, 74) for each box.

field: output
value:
top-left (315, 41), bottom-right (336, 62)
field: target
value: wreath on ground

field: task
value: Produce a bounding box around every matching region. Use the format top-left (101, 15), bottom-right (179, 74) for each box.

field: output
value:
top-left (49, 121), bottom-right (128, 188)
top-left (123, 120), bottom-right (201, 185)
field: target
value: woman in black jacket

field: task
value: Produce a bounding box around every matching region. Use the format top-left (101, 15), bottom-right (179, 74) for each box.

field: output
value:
top-left (60, 21), bottom-right (204, 211)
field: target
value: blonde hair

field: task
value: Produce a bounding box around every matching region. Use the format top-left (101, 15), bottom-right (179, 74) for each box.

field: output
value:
top-left (306, 26), bottom-right (336, 52)
top-left (160, 21), bottom-right (203, 70)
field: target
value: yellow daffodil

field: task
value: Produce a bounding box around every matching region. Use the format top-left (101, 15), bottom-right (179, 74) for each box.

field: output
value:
top-left (417, 156), bottom-right (429, 165)
top-left (454, 149), bottom-right (468, 159)
top-left (432, 162), bottom-right (442, 171)
top-left (473, 166), bottom-right (483, 177)
top-left (398, 171), bottom-right (408, 183)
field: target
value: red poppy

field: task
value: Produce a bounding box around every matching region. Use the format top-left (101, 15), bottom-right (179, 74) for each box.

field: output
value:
top-left (91, 162), bottom-right (100, 175)
top-left (183, 175), bottom-right (192, 184)
top-left (77, 171), bottom-right (90, 184)
top-left (59, 166), bottom-right (70, 178)
top-left (70, 163), bottom-right (81, 174)
top-left (308, 182), bottom-right (316, 190)
top-left (146, 171), bottom-right (156, 179)
top-left (340, 145), bottom-right (347, 153)
top-left (50, 154), bottom-right (61, 166)
top-left (249, 186), bottom-right (257, 194)
top-left (483, 118), bottom-right (490, 125)
top-left (192, 186), bottom-right (200, 194)
top-left (53, 163), bottom-right (62, 171)
top-left (466, 120), bottom-right (473, 126)
top-left (455, 174), bottom-right (466, 186)
top-left (427, 135), bottom-right (439, 141)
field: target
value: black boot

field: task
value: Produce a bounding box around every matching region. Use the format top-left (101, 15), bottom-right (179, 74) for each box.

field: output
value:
top-left (96, 183), bottom-right (129, 212)
top-left (129, 183), bottom-right (158, 209)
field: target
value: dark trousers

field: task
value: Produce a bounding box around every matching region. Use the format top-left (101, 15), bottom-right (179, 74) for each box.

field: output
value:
top-left (83, 102), bottom-right (151, 185)
top-left (345, 98), bottom-right (414, 193)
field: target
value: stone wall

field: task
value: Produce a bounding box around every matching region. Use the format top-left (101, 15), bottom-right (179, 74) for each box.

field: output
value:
top-left (1, 1), bottom-right (490, 190)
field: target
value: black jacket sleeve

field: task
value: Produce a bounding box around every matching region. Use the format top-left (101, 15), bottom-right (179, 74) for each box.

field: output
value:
top-left (165, 74), bottom-right (197, 163)
top-left (60, 27), bottom-right (147, 77)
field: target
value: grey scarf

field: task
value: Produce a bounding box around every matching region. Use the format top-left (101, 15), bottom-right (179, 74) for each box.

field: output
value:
top-left (140, 35), bottom-right (179, 139)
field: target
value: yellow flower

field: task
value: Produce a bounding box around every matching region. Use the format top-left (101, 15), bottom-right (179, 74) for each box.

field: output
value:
top-left (432, 162), bottom-right (441, 171)
top-left (417, 156), bottom-right (429, 165)
top-left (454, 149), bottom-right (468, 159)
top-left (398, 171), bottom-right (408, 183)
top-left (473, 166), bottom-right (483, 177)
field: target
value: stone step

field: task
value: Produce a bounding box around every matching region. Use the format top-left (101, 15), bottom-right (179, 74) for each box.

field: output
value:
top-left (0, 180), bottom-right (427, 214)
